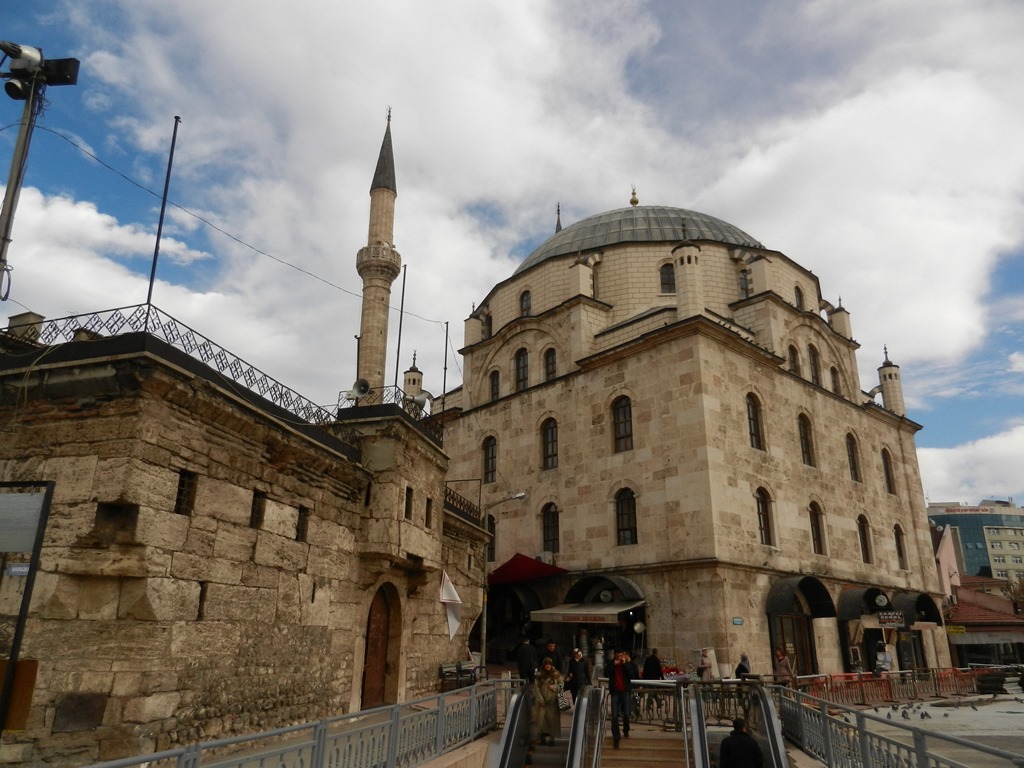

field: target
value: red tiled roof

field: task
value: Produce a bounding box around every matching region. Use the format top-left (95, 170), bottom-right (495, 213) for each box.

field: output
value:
top-left (946, 601), bottom-right (1024, 626)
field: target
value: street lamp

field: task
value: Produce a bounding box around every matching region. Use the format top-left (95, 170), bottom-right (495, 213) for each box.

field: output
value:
top-left (0, 41), bottom-right (80, 300)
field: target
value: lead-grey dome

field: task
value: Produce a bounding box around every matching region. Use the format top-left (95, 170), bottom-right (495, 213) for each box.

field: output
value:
top-left (514, 205), bottom-right (762, 275)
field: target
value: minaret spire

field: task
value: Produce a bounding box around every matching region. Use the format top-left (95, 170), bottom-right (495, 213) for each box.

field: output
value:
top-left (356, 113), bottom-right (402, 390)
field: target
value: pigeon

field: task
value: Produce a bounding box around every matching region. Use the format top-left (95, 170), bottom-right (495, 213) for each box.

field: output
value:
top-left (923, 711), bottom-right (931, 719)
top-left (902, 710), bottom-right (911, 720)
top-left (842, 715), bottom-right (850, 723)
top-left (873, 706), bottom-right (879, 713)
top-left (887, 712), bottom-right (892, 720)
top-left (970, 703), bottom-right (978, 711)
top-left (943, 713), bottom-right (950, 718)
top-left (920, 712), bottom-right (926, 719)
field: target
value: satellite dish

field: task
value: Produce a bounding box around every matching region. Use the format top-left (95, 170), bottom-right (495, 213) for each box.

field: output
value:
top-left (633, 621), bottom-right (646, 634)
top-left (345, 378), bottom-right (371, 400)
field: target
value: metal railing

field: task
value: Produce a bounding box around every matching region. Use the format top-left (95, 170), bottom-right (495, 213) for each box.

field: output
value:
top-left (81, 680), bottom-right (514, 768)
top-left (566, 685), bottom-right (607, 768)
top-left (689, 680), bottom-right (789, 768)
top-left (335, 384), bottom-right (443, 445)
top-left (2, 304), bottom-right (360, 445)
top-left (773, 684), bottom-right (1024, 768)
top-left (597, 677), bottom-right (687, 731)
top-left (795, 666), bottom-right (989, 707)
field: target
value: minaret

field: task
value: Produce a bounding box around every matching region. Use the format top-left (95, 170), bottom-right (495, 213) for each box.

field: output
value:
top-left (356, 113), bottom-right (402, 390)
top-left (877, 346), bottom-right (906, 416)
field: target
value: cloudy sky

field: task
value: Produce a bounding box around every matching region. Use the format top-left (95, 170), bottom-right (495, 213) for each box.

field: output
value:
top-left (2, 0), bottom-right (1023, 506)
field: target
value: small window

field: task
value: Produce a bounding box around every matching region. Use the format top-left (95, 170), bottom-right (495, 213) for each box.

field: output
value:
top-left (483, 437), bottom-right (497, 484)
top-left (809, 502), bottom-right (825, 555)
top-left (756, 488), bottom-right (773, 546)
top-left (616, 488), bottom-right (638, 546)
top-left (994, 555), bottom-right (1006, 564)
top-left (424, 497), bottom-right (433, 528)
top-left (881, 449), bottom-right (897, 495)
top-left (174, 470), bottom-right (198, 516)
top-left (991, 541), bottom-right (1003, 550)
top-left (846, 434), bottom-right (861, 482)
top-left (542, 503), bottom-right (559, 553)
top-left (489, 370), bottom-right (500, 401)
top-left (544, 348), bottom-right (557, 381)
top-left (612, 396), bottom-right (633, 453)
top-left (798, 414), bottom-right (815, 467)
top-left (250, 490), bottom-right (267, 529)
top-left (482, 314), bottom-right (492, 339)
top-left (857, 515), bottom-right (872, 564)
top-left (808, 345), bottom-right (822, 387)
top-left (659, 263), bottom-right (676, 294)
top-left (830, 366), bottom-right (842, 395)
top-left (894, 524), bottom-right (908, 570)
top-left (794, 286), bottom-right (805, 310)
top-left (404, 486), bottom-right (414, 520)
top-left (746, 394), bottom-right (764, 451)
top-left (520, 290), bottom-right (532, 316)
top-left (541, 418), bottom-right (558, 470)
top-left (739, 269), bottom-right (751, 299)
top-left (788, 346), bottom-right (801, 376)
top-left (296, 505), bottom-right (310, 542)
top-left (515, 348), bottom-right (529, 391)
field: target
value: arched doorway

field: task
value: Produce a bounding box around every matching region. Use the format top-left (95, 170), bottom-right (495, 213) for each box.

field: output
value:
top-left (891, 591), bottom-right (943, 670)
top-left (766, 576), bottom-right (836, 677)
top-left (362, 583), bottom-right (401, 708)
top-left (837, 586), bottom-right (892, 672)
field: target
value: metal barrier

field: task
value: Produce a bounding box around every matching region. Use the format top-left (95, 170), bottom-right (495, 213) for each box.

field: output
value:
top-left (81, 680), bottom-right (514, 768)
top-left (773, 684), bottom-right (1024, 768)
top-left (689, 681), bottom-right (789, 768)
top-left (565, 685), bottom-right (607, 768)
top-left (597, 677), bottom-right (687, 731)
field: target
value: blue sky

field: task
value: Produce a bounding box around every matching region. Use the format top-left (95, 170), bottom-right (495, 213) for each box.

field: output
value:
top-left (2, 0), bottom-right (1024, 504)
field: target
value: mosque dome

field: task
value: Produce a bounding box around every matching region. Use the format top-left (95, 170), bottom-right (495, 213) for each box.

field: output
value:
top-left (514, 205), bottom-right (762, 275)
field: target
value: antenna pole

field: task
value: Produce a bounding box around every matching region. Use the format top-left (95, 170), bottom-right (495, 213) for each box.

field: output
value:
top-left (393, 264), bottom-right (407, 391)
top-left (441, 321), bottom-right (449, 414)
top-left (145, 115), bottom-right (181, 331)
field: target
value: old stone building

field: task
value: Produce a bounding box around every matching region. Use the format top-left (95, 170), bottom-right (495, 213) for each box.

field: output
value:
top-left (0, 120), bottom-right (487, 766)
top-left (440, 195), bottom-right (949, 680)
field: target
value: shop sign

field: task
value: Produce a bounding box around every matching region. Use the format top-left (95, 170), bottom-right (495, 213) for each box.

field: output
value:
top-left (877, 610), bottom-right (904, 628)
top-left (945, 625), bottom-right (966, 634)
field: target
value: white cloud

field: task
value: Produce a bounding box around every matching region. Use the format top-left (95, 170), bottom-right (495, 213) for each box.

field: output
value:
top-left (1009, 352), bottom-right (1024, 373)
top-left (919, 424), bottom-right (1024, 505)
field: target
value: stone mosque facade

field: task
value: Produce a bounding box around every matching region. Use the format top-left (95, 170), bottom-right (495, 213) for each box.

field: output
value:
top-left (439, 194), bottom-right (949, 679)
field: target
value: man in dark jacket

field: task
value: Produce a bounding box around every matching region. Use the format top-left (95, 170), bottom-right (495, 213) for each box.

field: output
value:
top-left (603, 650), bottom-right (631, 747)
top-left (642, 648), bottom-right (665, 680)
top-left (544, 638), bottom-right (565, 674)
top-left (719, 717), bottom-right (764, 768)
top-left (565, 648), bottom-right (591, 702)
top-left (516, 637), bottom-right (538, 684)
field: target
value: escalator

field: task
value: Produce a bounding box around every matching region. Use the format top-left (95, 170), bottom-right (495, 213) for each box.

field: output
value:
top-left (491, 685), bottom-right (605, 768)
top-left (688, 681), bottom-right (790, 768)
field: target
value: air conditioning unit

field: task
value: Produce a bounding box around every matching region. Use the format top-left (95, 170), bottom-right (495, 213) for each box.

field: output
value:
top-left (535, 551), bottom-right (554, 565)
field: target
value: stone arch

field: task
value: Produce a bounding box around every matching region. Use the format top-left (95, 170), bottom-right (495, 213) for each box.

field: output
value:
top-left (361, 582), bottom-right (402, 708)
top-left (766, 575), bottom-right (836, 676)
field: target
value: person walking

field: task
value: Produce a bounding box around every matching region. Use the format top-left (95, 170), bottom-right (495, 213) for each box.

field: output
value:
top-left (697, 648), bottom-right (714, 681)
top-left (534, 657), bottom-right (564, 746)
top-left (516, 636), bottom-right (538, 684)
top-left (718, 717), bottom-right (764, 768)
top-left (734, 652), bottom-right (751, 679)
top-left (773, 647), bottom-right (793, 686)
top-left (565, 648), bottom-right (591, 703)
top-left (642, 648), bottom-right (665, 680)
top-left (604, 650), bottom-right (631, 748)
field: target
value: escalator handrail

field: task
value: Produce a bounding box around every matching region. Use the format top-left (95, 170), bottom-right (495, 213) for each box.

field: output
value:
top-left (491, 686), bottom-right (531, 768)
top-left (565, 685), bottom-right (606, 768)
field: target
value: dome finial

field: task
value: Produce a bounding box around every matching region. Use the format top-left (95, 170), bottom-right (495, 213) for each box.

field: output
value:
top-left (555, 202), bottom-right (562, 233)
top-left (629, 185), bottom-right (639, 207)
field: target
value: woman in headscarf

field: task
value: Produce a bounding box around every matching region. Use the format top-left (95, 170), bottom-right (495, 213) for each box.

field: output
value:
top-left (533, 657), bottom-right (564, 746)
top-left (734, 652), bottom-right (751, 679)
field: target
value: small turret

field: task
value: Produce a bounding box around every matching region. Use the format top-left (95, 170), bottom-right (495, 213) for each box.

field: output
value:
top-left (876, 346), bottom-right (906, 416)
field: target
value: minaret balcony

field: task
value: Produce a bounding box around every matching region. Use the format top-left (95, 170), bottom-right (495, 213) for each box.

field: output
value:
top-left (356, 244), bottom-right (401, 280)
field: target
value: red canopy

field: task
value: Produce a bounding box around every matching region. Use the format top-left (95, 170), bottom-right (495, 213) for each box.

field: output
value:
top-left (487, 553), bottom-right (567, 585)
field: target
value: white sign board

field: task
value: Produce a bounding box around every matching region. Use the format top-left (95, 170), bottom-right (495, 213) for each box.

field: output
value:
top-left (0, 492), bottom-right (46, 552)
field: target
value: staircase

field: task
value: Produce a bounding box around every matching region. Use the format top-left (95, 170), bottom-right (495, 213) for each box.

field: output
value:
top-left (599, 724), bottom-right (689, 768)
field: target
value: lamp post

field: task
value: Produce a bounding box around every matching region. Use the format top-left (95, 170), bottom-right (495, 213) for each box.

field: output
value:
top-left (0, 41), bottom-right (79, 300)
top-left (479, 491), bottom-right (527, 673)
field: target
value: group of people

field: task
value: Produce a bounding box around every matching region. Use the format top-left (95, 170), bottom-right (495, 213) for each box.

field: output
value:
top-left (515, 638), bottom-right (593, 746)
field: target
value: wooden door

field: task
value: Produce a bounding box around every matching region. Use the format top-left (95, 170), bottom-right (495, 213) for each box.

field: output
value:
top-left (362, 588), bottom-right (391, 708)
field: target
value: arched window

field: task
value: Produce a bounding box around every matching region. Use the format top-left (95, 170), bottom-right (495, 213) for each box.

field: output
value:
top-left (616, 488), bottom-right (637, 546)
top-left (809, 502), bottom-right (826, 555)
top-left (746, 394), bottom-right (764, 451)
top-left (515, 348), bottom-right (529, 391)
top-left (541, 418), bottom-right (558, 470)
top-left (612, 396), bottom-right (633, 453)
top-left (544, 348), bottom-right (557, 381)
top-left (788, 345), bottom-right (801, 376)
top-left (882, 449), bottom-right (897, 495)
top-left (798, 414), bottom-right (815, 467)
top-left (486, 514), bottom-right (496, 562)
top-left (857, 515), bottom-right (872, 563)
top-left (830, 366), bottom-right (842, 395)
top-left (894, 524), bottom-right (908, 570)
top-left (482, 436), bottom-right (497, 484)
top-left (659, 263), bottom-right (676, 294)
top-left (846, 433), bottom-right (861, 482)
top-left (794, 285), bottom-right (805, 311)
top-left (489, 370), bottom-right (500, 402)
top-left (542, 503), bottom-right (559, 553)
top-left (756, 488), bottom-right (773, 546)
top-left (520, 290), bottom-right (532, 316)
top-left (807, 345), bottom-right (822, 387)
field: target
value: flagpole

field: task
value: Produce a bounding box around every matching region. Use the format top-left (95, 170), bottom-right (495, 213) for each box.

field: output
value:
top-left (145, 116), bottom-right (181, 331)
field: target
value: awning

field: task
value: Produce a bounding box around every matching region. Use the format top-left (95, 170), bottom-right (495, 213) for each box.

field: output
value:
top-left (530, 600), bottom-right (646, 625)
top-left (488, 553), bottom-right (568, 585)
